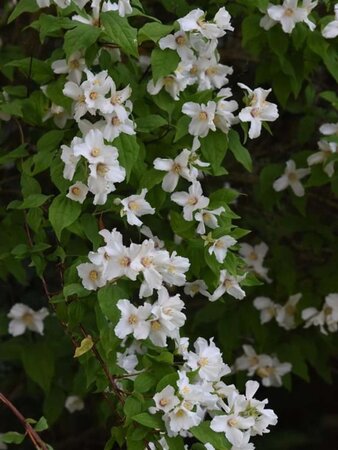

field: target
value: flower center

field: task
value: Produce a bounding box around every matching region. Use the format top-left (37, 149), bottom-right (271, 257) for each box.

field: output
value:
top-left (285, 304), bottom-right (296, 315)
top-left (187, 196), bottom-right (198, 205)
top-left (89, 91), bottom-right (98, 100)
top-left (206, 67), bottom-right (217, 76)
top-left (257, 366), bottom-right (275, 378)
top-left (215, 240), bottom-right (224, 249)
top-left (175, 35), bottom-right (186, 46)
top-left (112, 116), bottom-right (121, 126)
top-left (223, 279), bottom-right (233, 289)
top-left (198, 357), bottom-right (209, 367)
top-left (198, 111), bottom-right (208, 121)
top-left (97, 163), bottom-right (109, 176)
top-left (89, 270), bottom-right (98, 281)
top-left (190, 65), bottom-right (198, 75)
top-left (249, 251), bottom-right (258, 260)
top-left (141, 256), bottom-right (153, 268)
top-left (228, 418), bottom-right (238, 427)
top-left (119, 256), bottom-right (131, 267)
top-left (324, 306), bottom-right (333, 316)
top-left (69, 59), bottom-right (80, 69)
top-left (159, 398), bottom-right (168, 406)
top-left (250, 107), bottom-right (260, 118)
top-left (91, 147), bottom-right (100, 157)
top-left (172, 162), bottom-right (181, 173)
top-left (164, 76), bottom-right (174, 86)
top-left (288, 172), bottom-right (298, 182)
top-left (22, 313), bottom-right (34, 325)
top-left (128, 314), bottom-right (138, 325)
top-left (285, 7), bottom-right (294, 16)
top-left (128, 201), bottom-right (140, 211)
top-left (111, 94), bottom-right (122, 105)
top-left (151, 320), bottom-right (161, 331)
top-left (71, 186), bottom-right (81, 196)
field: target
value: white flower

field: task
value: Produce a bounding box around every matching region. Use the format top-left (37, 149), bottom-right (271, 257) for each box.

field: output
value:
top-left (65, 395), bottom-right (84, 413)
top-left (275, 293), bottom-right (301, 330)
top-left (186, 337), bottom-right (231, 381)
top-left (184, 280), bottom-right (209, 297)
top-left (101, 82), bottom-right (132, 117)
top-left (256, 356), bottom-right (292, 387)
top-left (140, 225), bottom-right (164, 249)
top-left (8, 303), bottom-right (49, 336)
top-left (239, 242), bottom-right (272, 283)
top-left (154, 149), bottom-right (196, 193)
top-left (63, 81), bottom-right (88, 121)
top-left (159, 251), bottom-right (190, 287)
top-left (77, 263), bottom-right (106, 290)
top-left (319, 122), bottom-right (338, 135)
top-left (115, 299), bottom-right (152, 340)
top-left (273, 160), bottom-right (310, 197)
top-left (43, 103), bottom-right (71, 129)
top-left (214, 88), bottom-right (239, 134)
top-left (322, 4), bottom-right (338, 38)
top-left (102, 0), bottom-right (132, 17)
top-left (209, 269), bottom-right (246, 302)
top-left (121, 188), bottom-right (155, 227)
top-left (262, 0), bottom-right (317, 34)
top-left (182, 101), bottom-right (217, 138)
top-left (178, 8), bottom-right (233, 39)
top-left (60, 137), bottom-right (82, 180)
top-left (198, 58), bottom-right (233, 92)
top-left (153, 385), bottom-right (180, 413)
top-left (171, 181), bottom-right (209, 221)
top-left (152, 287), bottom-right (186, 332)
top-left (73, 129), bottom-right (118, 164)
top-left (81, 69), bottom-right (112, 113)
top-left (51, 51), bottom-right (86, 84)
top-left (195, 207), bottom-right (225, 234)
top-left (167, 402), bottom-right (202, 434)
top-left (210, 393), bottom-right (255, 447)
top-left (307, 140), bottom-right (337, 177)
top-left (66, 181), bottom-right (88, 204)
top-left (234, 345), bottom-right (261, 376)
top-left (302, 293), bottom-right (338, 334)
top-left (147, 76), bottom-right (187, 101)
top-left (238, 83), bottom-right (279, 139)
top-left (117, 350), bottom-right (139, 374)
top-left (159, 31), bottom-right (194, 60)
top-left (208, 235), bottom-right (237, 263)
top-left (253, 297), bottom-right (279, 324)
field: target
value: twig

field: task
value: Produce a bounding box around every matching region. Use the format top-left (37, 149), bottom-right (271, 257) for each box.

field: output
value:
top-left (0, 392), bottom-right (48, 450)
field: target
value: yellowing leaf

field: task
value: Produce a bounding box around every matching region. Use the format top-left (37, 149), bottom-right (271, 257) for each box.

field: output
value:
top-left (74, 336), bottom-right (93, 358)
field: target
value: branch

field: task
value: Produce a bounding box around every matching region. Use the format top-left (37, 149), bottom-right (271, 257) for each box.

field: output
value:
top-left (0, 392), bottom-right (48, 450)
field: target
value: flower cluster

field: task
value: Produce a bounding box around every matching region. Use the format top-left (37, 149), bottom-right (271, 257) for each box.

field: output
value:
top-left (273, 122), bottom-right (338, 197)
top-left (260, 0), bottom-right (317, 34)
top-left (147, 8), bottom-right (234, 99)
top-left (150, 338), bottom-right (277, 448)
top-left (36, 0), bottom-right (132, 18)
top-left (302, 293), bottom-right (338, 335)
top-left (77, 228), bottom-right (190, 298)
top-left (254, 294), bottom-right (302, 330)
top-left (234, 345), bottom-right (292, 387)
top-left (58, 67), bottom-right (137, 205)
top-left (115, 287), bottom-right (186, 347)
top-left (307, 122), bottom-right (338, 178)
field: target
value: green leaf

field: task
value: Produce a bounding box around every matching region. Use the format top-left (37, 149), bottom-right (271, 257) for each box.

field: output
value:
top-left (64, 24), bottom-right (102, 58)
top-left (132, 412), bottom-right (163, 429)
top-left (228, 129), bottom-right (252, 172)
top-left (191, 421), bottom-right (231, 450)
top-left (8, 194), bottom-right (51, 210)
top-left (0, 144), bottom-right (27, 165)
top-left (151, 48), bottom-right (180, 83)
top-left (8, 0), bottom-right (39, 23)
top-left (134, 372), bottom-right (156, 393)
top-left (135, 114), bottom-right (167, 132)
top-left (200, 130), bottom-right (228, 175)
top-left (34, 416), bottom-right (49, 432)
top-left (114, 134), bottom-right (140, 181)
top-left (138, 22), bottom-right (175, 44)
top-left (101, 12), bottom-right (138, 58)
top-left (6, 58), bottom-right (53, 84)
top-left (22, 342), bottom-right (55, 393)
top-left (2, 431), bottom-right (25, 444)
top-left (174, 115), bottom-right (190, 142)
top-left (98, 284), bottom-right (127, 324)
top-left (48, 195), bottom-right (82, 239)
top-left (124, 395), bottom-right (143, 418)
